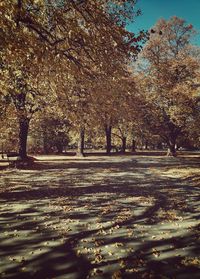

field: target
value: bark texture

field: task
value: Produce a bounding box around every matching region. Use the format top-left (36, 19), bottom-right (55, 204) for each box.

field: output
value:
top-left (105, 125), bottom-right (112, 155)
top-left (77, 127), bottom-right (85, 156)
top-left (121, 137), bottom-right (126, 154)
top-left (18, 118), bottom-right (29, 159)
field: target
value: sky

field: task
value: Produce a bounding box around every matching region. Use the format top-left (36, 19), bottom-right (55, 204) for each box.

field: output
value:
top-left (127, 0), bottom-right (200, 46)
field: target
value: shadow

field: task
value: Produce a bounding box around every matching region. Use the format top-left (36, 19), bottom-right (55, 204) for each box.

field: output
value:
top-left (0, 153), bottom-right (200, 278)
top-left (0, 203), bottom-right (92, 279)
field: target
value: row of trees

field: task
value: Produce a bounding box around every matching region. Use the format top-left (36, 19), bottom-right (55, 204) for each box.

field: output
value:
top-left (1, 1), bottom-right (200, 158)
top-left (0, 0), bottom-right (146, 159)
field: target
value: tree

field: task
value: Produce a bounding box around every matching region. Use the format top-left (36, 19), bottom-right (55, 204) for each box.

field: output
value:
top-left (64, 77), bottom-right (92, 157)
top-left (90, 76), bottom-right (125, 154)
top-left (0, 48), bottom-right (53, 159)
top-left (0, 1), bottom-right (52, 159)
top-left (137, 16), bottom-right (200, 156)
top-left (1, 0), bottom-right (146, 160)
top-left (112, 77), bottom-right (138, 154)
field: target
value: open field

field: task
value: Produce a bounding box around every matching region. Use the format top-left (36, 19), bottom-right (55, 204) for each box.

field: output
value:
top-left (0, 152), bottom-right (200, 278)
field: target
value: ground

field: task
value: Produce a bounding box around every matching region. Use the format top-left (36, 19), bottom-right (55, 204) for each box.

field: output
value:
top-left (0, 152), bottom-right (200, 279)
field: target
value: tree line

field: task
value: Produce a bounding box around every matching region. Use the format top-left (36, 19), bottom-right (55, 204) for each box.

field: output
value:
top-left (1, 1), bottom-right (200, 159)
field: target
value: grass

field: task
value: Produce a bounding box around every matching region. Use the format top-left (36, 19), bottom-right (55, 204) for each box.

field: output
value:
top-left (0, 152), bottom-right (200, 278)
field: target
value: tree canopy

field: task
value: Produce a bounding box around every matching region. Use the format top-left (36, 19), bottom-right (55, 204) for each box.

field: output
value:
top-left (0, 2), bottom-right (199, 158)
top-left (135, 16), bottom-right (200, 155)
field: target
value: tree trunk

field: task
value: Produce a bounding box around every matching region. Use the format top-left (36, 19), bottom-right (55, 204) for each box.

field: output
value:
top-left (105, 125), bottom-right (112, 155)
top-left (131, 139), bottom-right (136, 152)
top-left (167, 139), bottom-right (177, 157)
top-left (121, 137), bottom-right (126, 154)
top-left (18, 117), bottom-right (29, 159)
top-left (56, 144), bottom-right (63, 154)
top-left (77, 127), bottom-right (85, 156)
top-left (145, 140), bottom-right (148, 150)
top-left (167, 145), bottom-right (177, 157)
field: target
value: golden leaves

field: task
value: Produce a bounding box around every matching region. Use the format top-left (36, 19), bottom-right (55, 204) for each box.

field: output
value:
top-left (112, 270), bottom-right (122, 279)
top-left (181, 257), bottom-right (200, 267)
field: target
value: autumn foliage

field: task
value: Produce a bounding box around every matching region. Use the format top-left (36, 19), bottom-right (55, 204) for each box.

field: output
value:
top-left (0, 1), bottom-right (199, 158)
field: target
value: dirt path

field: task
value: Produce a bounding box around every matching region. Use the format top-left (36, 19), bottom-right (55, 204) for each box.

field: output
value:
top-left (0, 154), bottom-right (200, 278)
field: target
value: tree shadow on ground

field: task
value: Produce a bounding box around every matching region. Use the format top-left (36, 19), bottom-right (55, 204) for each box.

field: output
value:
top-left (0, 155), bottom-right (200, 278)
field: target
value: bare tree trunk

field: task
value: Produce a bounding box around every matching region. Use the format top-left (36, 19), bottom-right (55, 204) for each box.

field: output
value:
top-left (131, 139), bottom-right (136, 152)
top-left (166, 138), bottom-right (177, 157)
top-left (121, 137), bottom-right (126, 154)
top-left (18, 117), bottom-right (29, 159)
top-left (105, 125), bottom-right (112, 155)
top-left (77, 127), bottom-right (85, 157)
